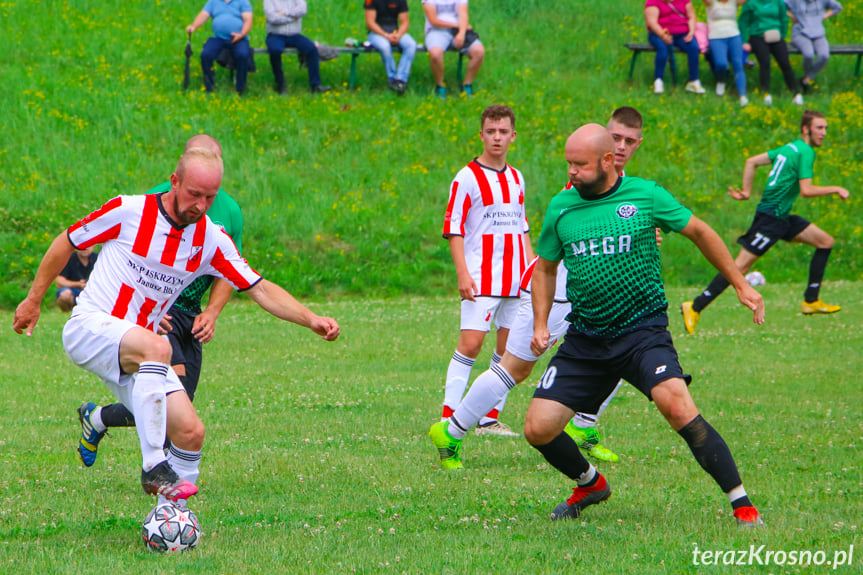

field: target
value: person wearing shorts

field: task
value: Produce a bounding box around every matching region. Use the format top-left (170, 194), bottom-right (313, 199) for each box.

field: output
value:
top-left (55, 247), bottom-right (98, 312)
top-left (76, 135), bottom-right (245, 469)
top-left (13, 144), bottom-right (339, 509)
top-left (429, 107), bottom-right (647, 468)
top-left (525, 123), bottom-right (765, 526)
top-left (422, 0), bottom-right (484, 98)
top-left (436, 105), bottom-right (532, 444)
top-left (682, 109), bottom-right (850, 333)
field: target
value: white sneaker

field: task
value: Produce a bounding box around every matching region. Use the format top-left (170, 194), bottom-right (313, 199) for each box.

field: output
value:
top-left (716, 82), bottom-right (726, 97)
top-left (685, 80), bottom-right (706, 94)
top-left (653, 78), bottom-right (664, 94)
top-left (764, 94), bottom-right (773, 106)
top-left (740, 95), bottom-right (749, 107)
top-left (474, 420), bottom-right (519, 437)
top-left (792, 93), bottom-right (804, 106)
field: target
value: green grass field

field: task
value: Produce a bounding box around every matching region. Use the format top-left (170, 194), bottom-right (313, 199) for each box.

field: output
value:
top-left (2, 0), bottom-right (862, 572)
top-left (1, 282), bottom-right (861, 573)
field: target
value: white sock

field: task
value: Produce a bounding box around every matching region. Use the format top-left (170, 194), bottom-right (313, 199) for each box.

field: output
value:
top-left (577, 464), bottom-right (597, 486)
top-left (90, 406), bottom-right (107, 433)
top-left (168, 444), bottom-right (201, 485)
top-left (726, 485), bottom-right (747, 503)
top-left (442, 351), bottom-right (475, 418)
top-left (132, 362), bottom-right (169, 472)
top-left (449, 364), bottom-right (516, 439)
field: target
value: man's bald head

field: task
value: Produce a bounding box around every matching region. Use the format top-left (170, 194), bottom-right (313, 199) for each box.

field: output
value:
top-left (184, 134), bottom-right (222, 156)
top-left (565, 124), bottom-right (617, 197)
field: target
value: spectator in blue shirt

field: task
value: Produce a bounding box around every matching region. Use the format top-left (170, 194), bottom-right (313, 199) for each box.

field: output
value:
top-left (187, 0), bottom-right (254, 94)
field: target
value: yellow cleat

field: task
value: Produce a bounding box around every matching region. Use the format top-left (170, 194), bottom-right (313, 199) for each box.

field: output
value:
top-left (801, 299), bottom-right (841, 315)
top-left (680, 301), bottom-right (700, 334)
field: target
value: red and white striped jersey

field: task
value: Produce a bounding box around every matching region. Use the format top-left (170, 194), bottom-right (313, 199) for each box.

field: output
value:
top-left (443, 160), bottom-right (530, 298)
top-left (68, 194), bottom-right (261, 332)
top-left (519, 257), bottom-right (569, 302)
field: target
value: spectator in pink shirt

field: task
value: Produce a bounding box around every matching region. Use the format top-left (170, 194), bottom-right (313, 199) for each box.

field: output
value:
top-left (644, 0), bottom-right (706, 94)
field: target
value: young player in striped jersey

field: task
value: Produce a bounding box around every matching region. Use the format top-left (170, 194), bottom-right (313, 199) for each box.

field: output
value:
top-left (526, 124), bottom-right (765, 526)
top-left (76, 135), bottom-right (244, 473)
top-left (430, 107), bottom-right (644, 469)
top-left (439, 104), bottom-right (533, 438)
top-left (681, 109), bottom-right (850, 333)
top-left (14, 147), bottom-right (339, 505)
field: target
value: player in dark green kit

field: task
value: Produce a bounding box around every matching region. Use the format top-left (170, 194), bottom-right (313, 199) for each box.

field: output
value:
top-left (682, 110), bottom-right (850, 333)
top-left (76, 135), bottom-right (244, 467)
top-left (525, 124), bottom-right (766, 526)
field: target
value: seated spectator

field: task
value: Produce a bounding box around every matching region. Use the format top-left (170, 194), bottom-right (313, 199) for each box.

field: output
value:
top-left (703, 0), bottom-right (749, 107)
top-left (56, 248), bottom-right (97, 313)
top-left (739, 0), bottom-right (803, 105)
top-left (422, 0), bottom-right (485, 99)
top-left (644, 0), bottom-right (705, 95)
top-left (785, 0), bottom-right (842, 93)
top-left (264, 0), bottom-right (331, 94)
top-left (365, 0), bottom-right (416, 95)
top-left (187, 0), bottom-right (254, 95)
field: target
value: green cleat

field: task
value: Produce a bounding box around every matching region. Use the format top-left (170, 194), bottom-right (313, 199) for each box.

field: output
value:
top-left (428, 421), bottom-right (463, 470)
top-left (564, 422), bottom-right (619, 462)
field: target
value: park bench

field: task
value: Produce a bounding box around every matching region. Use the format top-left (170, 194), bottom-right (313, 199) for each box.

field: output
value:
top-left (195, 42), bottom-right (464, 90)
top-left (625, 42), bottom-right (863, 85)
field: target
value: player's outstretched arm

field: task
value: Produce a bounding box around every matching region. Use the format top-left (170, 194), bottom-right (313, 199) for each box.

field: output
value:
top-left (13, 232), bottom-right (77, 336)
top-left (680, 216), bottom-right (765, 325)
top-left (799, 179), bottom-right (851, 200)
top-left (530, 257), bottom-right (558, 357)
top-left (729, 152), bottom-right (771, 200)
top-left (245, 279), bottom-right (340, 341)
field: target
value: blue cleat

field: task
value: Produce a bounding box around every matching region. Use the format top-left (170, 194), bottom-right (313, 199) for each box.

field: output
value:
top-left (77, 402), bottom-right (106, 467)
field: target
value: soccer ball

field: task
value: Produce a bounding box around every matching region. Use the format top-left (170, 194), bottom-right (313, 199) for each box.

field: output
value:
top-left (142, 502), bottom-right (201, 553)
top-left (745, 271), bottom-right (766, 287)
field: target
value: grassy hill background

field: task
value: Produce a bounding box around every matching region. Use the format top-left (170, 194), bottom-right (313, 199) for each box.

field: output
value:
top-left (1, 0), bottom-right (861, 307)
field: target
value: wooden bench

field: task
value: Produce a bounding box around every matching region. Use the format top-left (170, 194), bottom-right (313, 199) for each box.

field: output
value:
top-left (209, 43), bottom-right (465, 90)
top-left (625, 42), bottom-right (863, 85)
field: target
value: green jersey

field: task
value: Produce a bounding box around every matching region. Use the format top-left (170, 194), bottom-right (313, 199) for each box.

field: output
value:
top-left (537, 176), bottom-right (692, 337)
top-left (757, 138), bottom-right (815, 220)
top-left (146, 182), bottom-right (245, 314)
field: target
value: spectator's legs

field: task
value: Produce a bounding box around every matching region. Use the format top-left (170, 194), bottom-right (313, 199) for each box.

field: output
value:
top-left (463, 41), bottom-right (484, 86)
top-left (200, 37), bottom-right (226, 92)
top-left (395, 33), bottom-right (417, 84)
top-left (708, 37), bottom-right (730, 84)
top-left (266, 34), bottom-right (287, 92)
top-left (748, 36), bottom-right (772, 93)
top-left (648, 31), bottom-right (669, 81)
top-left (809, 36), bottom-right (830, 81)
top-left (728, 35), bottom-right (747, 96)
top-left (367, 32), bottom-right (397, 81)
top-left (428, 47), bottom-right (445, 87)
top-left (769, 40), bottom-right (798, 93)
top-left (673, 34), bottom-right (700, 82)
top-left (284, 34), bottom-right (322, 88)
top-left (231, 37), bottom-right (251, 93)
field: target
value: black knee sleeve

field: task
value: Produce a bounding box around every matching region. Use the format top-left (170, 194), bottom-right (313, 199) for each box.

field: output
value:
top-left (533, 432), bottom-right (591, 482)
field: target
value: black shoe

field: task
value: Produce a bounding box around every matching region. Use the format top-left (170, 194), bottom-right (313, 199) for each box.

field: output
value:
top-left (141, 461), bottom-right (198, 502)
top-left (276, 83), bottom-right (287, 95)
top-left (799, 78), bottom-right (811, 94)
top-left (395, 80), bottom-right (407, 95)
top-left (388, 79), bottom-right (399, 92)
top-left (311, 84), bottom-right (331, 94)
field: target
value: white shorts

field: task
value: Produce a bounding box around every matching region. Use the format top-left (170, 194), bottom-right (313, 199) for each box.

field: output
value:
top-left (505, 290), bottom-right (571, 362)
top-left (460, 296), bottom-right (519, 332)
top-left (63, 311), bottom-right (184, 411)
top-left (424, 28), bottom-right (483, 54)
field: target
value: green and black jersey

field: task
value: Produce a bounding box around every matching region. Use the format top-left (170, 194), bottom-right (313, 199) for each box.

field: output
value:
top-left (537, 176), bottom-right (692, 338)
top-left (146, 182), bottom-right (244, 314)
top-left (756, 138), bottom-right (815, 220)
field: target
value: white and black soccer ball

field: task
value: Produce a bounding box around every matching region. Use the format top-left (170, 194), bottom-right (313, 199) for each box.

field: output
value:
top-left (142, 502), bottom-right (201, 553)
top-left (745, 271), bottom-right (766, 287)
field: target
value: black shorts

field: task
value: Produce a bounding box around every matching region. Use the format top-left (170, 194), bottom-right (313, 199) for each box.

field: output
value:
top-left (736, 212), bottom-right (810, 256)
top-left (165, 307), bottom-right (203, 401)
top-left (533, 325), bottom-right (691, 413)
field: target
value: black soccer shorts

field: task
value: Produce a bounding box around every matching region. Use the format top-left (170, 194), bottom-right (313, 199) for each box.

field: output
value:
top-left (737, 212), bottom-right (811, 256)
top-left (165, 307), bottom-right (204, 401)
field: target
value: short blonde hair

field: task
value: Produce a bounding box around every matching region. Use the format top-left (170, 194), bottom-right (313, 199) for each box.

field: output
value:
top-left (176, 146), bottom-right (223, 183)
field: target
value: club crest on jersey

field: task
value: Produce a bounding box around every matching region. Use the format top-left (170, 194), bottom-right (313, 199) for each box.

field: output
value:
top-left (188, 246), bottom-right (203, 263)
top-left (616, 203), bottom-right (638, 219)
